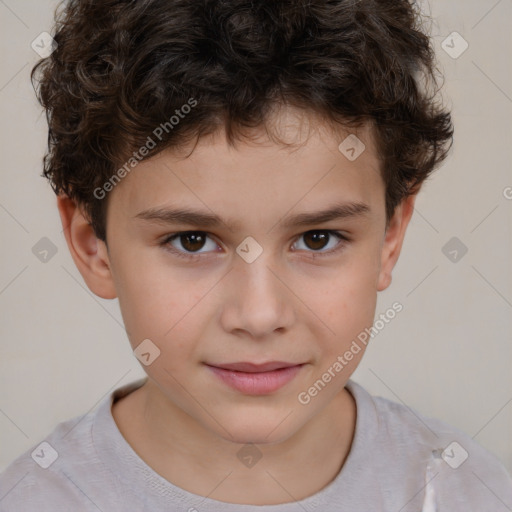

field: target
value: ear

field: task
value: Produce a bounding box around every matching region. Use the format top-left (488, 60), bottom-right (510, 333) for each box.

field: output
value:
top-left (377, 194), bottom-right (417, 292)
top-left (57, 195), bottom-right (117, 299)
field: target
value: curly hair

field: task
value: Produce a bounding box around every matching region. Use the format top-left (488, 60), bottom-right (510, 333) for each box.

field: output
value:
top-left (31, 0), bottom-right (453, 242)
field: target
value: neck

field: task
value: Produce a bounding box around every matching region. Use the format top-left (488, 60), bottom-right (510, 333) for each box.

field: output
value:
top-left (112, 379), bottom-right (356, 505)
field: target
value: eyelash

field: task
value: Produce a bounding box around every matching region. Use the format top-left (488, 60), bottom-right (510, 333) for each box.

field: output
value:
top-left (159, 230), bottom-right (350, 260)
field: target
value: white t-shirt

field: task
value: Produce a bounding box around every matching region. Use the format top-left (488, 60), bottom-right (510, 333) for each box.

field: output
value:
top-left (1, 377), bottom-right (511, 511)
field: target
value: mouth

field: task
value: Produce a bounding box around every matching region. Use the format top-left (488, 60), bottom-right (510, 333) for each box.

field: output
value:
top-left (204, 361), bottom-right (305, 395)
top-left (207, 361), bottom-right (303, 372)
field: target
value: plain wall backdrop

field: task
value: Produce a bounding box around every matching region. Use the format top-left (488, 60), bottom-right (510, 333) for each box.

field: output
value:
top-left (1, 0), bottom-right (511, 475)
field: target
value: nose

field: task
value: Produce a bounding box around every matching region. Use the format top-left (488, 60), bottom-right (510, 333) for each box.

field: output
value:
top-left (219, 251), bottom-right (295, 339)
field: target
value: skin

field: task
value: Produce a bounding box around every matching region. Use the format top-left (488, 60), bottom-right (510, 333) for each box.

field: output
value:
top-left (57, 107), bottom-right (416, 506)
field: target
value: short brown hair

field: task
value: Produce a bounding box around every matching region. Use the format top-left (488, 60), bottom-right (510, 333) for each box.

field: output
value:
top-left (31, 0), bottom-right (453, 242)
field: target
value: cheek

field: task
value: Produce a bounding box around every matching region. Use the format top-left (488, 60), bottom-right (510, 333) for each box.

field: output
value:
top-left (111, 251), bottom-right (203, 353)
top-left (320, 261), bottom-right (379, 321)
top-left (308, 260), bottom-right (380, 362)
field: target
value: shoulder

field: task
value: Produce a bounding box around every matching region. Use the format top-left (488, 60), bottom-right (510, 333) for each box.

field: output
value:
top-left (0, 413), bottom-right (88, 511)
top-left (0, 384), bottom-right (139, 512)
top-left (346, 379), bottom-right (512, 509)
top-left (0, 379), bottom-right (149, 512)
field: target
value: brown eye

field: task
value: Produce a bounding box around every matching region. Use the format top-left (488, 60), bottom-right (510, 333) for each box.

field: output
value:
top-left (178, 232), bottom-right (207, 252)
top-left (303, 231), bottom-right (330, 250)
top-left (162, 231), bottom-right (219, 258)
top-left (293, 230), bottom-right (348, 255)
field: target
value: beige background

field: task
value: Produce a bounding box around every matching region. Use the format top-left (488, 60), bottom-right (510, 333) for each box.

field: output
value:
top-left (1, 0), bottom-right (511, 475)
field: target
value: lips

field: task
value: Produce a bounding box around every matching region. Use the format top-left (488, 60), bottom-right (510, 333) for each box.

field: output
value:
top-left (207, 361), bottom-right (301, 373)
top-left (205, 361), bottom-right (305, 394)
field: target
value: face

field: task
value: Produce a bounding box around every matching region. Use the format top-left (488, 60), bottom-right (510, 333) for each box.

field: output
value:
top-left (61, 109), bottom-right (415, 445)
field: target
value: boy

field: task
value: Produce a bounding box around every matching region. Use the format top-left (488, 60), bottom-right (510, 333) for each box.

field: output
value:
top-left (1, 0), bottom-right (511, 510)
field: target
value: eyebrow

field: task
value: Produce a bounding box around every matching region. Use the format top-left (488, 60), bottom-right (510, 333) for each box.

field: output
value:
top-left (134, 201), bottom-right (371, 231)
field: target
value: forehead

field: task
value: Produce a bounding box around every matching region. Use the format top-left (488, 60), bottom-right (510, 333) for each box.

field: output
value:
top-left (110, 109), bottom-right (384, 225)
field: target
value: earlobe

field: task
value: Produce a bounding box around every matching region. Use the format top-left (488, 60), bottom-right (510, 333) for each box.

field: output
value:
top-left (376, 194), bottom-right (416, 292)
top-left (57, 195), bottom-right (117, 299)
